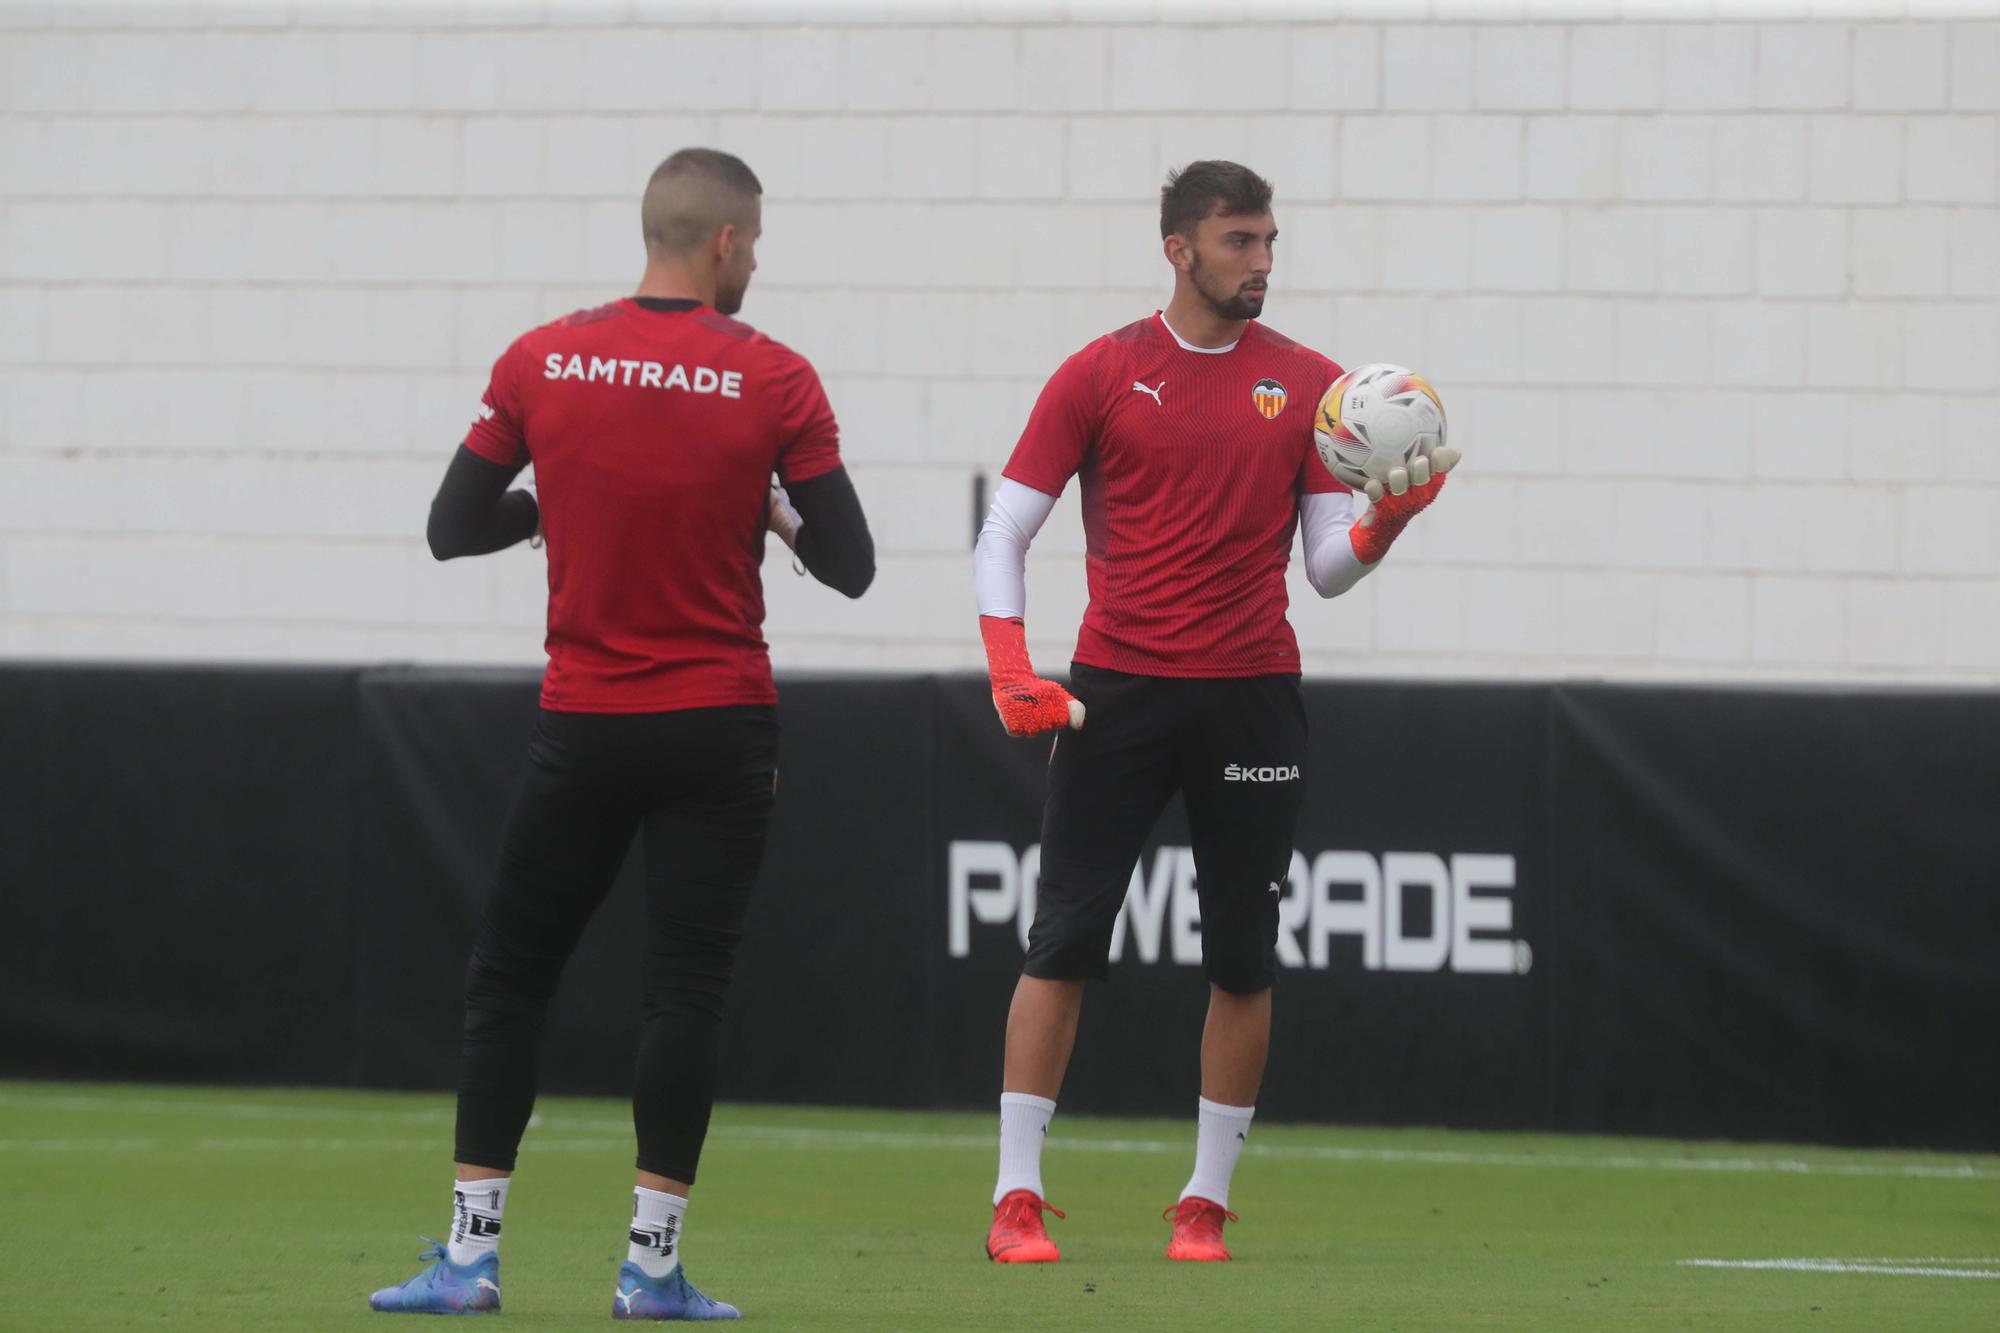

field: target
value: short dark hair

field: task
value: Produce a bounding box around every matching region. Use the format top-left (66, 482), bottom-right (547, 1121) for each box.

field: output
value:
top-left (651, 147), bottom-right (762, 197)
top-left (1159, 160), bottom-right (1274, 240)
top-left (642, 148), bottom-right (763, 256)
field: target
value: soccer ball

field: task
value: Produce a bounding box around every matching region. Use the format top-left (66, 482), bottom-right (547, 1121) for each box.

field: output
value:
top-left (1312, 363), bottom-right (1447, 500)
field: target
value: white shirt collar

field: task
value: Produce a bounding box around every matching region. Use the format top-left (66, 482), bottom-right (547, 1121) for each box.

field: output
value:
top-left (1157, 311), bottom-right (1238, 355)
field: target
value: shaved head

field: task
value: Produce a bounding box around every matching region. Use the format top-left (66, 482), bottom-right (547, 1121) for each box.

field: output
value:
top-left (641, 148), bottom-right (762, 259)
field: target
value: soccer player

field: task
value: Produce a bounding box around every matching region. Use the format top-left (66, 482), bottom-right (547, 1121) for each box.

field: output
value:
top-left (368, 148), bottom-right (874, 1321)
top-left (974, 161), bottom-right (1455, 1264)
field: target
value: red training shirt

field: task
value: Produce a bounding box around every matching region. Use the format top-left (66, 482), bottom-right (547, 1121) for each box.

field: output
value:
top-left (464, 298), bottom-right (842, 713)
top-left (1002, 312), bottom-right (1346, 678)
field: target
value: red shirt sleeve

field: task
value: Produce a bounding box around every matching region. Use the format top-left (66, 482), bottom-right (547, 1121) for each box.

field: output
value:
top-left (464, 338), bottom-right (529, 467)
top-left (1298, 454), bottom-right (1350, 496)
top-left (771, 347), bottom-right (842, 485)
top-left (1002, 343), bottom-right (1104, 498)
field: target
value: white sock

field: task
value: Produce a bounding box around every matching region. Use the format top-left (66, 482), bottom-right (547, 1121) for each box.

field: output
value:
top-left (447, 1177), bottom-right (509, 1266)
top-left (628, 1186), bottom-right (687, 1279)
top-left (993, 1092), bottom-right (1057, 1205)
top-left (1180, 1098), bottom-right (1255, 1209)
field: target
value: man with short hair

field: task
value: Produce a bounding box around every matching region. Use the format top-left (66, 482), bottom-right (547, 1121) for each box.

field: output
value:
top-left (369, 147), bottom-right (873, 1321)
top-left (974, 160), bottom-right (1455, 1264)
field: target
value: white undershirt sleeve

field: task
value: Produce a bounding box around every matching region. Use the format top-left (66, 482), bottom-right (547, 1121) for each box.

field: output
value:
top-left (973, 478), bottom-right (1060, 620)
top-left (1299, 488), bottom-right (1375, 599)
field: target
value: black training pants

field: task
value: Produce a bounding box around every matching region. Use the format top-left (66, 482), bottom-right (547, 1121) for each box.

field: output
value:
top-left (453, 706), bottom-right (777, 1184)
top-left (1024, 664), bottom-right (1307, 994)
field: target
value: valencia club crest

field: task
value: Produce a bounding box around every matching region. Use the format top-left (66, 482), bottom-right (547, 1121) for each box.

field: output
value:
top-left (1252, 378), bottom-right (1287, 419)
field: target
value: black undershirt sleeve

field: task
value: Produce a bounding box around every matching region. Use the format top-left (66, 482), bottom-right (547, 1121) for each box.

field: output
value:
top-left (786, 466), bottom-right (875, 599)
top-left (427, 444), bottom-right (539, 560)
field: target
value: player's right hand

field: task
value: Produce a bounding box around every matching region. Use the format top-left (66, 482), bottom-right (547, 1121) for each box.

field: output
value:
top-left (979, 615), bottom-right (1085, 737)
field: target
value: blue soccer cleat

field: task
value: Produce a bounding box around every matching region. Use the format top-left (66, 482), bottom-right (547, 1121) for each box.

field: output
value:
top-left (368, 1239), bottom-right (501, 1315)
top-left (611, 1263), bottom-right (741, 1321)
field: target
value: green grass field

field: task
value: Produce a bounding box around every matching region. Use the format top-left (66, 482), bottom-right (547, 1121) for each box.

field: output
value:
top-left (1, 1081), bottom-right (1994, 1332)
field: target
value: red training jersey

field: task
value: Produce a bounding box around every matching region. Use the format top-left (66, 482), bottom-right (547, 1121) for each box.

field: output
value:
top-left (464, 298), bottom-right (842, 713)
top-left (1002, 313), bottom-right (1346, 678)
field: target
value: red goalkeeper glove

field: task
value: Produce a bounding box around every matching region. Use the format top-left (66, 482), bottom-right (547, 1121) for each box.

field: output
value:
top-left (980, 616), bottom-right (1085, 737)
top-left (1348, 447), bottom-right (1459, 565)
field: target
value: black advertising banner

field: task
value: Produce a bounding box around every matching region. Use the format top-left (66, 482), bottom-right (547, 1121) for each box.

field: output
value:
top-left (713, 674), bottom-right (938, 1109)
top-left (0, 664), bottom-right (360, 1084)
top-left (1545, 684), bottom-right (2000, 1148)
top-left (2, 664), bottom-right (1995, 1151)
top-left (349, 665), bottom-right (553, 1090)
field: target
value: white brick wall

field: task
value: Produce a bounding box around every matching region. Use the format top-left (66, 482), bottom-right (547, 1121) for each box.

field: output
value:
top-left (3, 6), bottom-right (1997, 685)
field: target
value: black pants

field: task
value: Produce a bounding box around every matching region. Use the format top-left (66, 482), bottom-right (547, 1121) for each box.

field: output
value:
top-left (453, 706), bottom-right (777, 1183)
top-left (1024, 665), bottom-right (1307, 994)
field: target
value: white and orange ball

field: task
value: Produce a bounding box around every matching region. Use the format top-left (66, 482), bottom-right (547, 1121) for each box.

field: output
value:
top-left (1313, 363), bottom-right (1449, 500)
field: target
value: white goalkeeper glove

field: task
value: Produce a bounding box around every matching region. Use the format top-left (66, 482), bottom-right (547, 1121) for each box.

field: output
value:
top-left (1355, 445), bottom-right (1462, 505)
top-left (522, 476), bottom-right (543, 548)
top-left (768, 480), bottom-right (809, 575)
top-left (767, 481), bottom-right (804, 551)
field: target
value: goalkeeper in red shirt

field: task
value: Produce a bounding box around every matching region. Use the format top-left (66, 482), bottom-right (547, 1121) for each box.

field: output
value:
top-left (974, 161), bottom-right (1455, 1264)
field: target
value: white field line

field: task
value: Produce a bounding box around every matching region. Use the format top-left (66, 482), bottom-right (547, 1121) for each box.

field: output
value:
top-left (1681, 1258), bottom-right (2000, 1279)
top-left (1, 1090), bottom-right (1995, 1182)
top-left (704, 1124), bottom-right (2000, 1183)
top-left (1809, 1258), bottom-right (2000, 1264)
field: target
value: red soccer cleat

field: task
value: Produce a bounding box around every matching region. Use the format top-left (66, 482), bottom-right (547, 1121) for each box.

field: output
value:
top-left (1164, 1196), bottom-right (1239, 1262)
top-left (986, 1189), bottom-right (1065, 1263)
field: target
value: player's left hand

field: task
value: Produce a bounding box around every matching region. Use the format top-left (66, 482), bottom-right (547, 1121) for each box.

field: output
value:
top-left (1350, 447), bottom-right (1459, 564)
top-left (767, 481), bottom-right (804, 551)
top-left (1357, 445), bottom-right (1461, 505)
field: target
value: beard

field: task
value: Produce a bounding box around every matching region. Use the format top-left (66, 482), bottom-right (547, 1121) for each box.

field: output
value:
top-left (1190, 251), bottom-right (1265, 320)
top-left (1211, 289), bottom-right (1263, 320)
